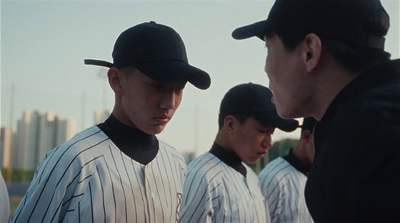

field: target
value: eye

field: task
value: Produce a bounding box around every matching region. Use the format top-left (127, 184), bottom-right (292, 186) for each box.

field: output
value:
top-left (174, 82), bottom-right (187, 93)
top-left (175, 88), bottom-right (184, 93)
top-left (257, 127), bottom-right (275, 135)
top-left (257, 128), bottom-right (267, 134)
top-left (175, 86), bottom-right (185, 93)
top-left (150, 83), bottom-right (164, 89)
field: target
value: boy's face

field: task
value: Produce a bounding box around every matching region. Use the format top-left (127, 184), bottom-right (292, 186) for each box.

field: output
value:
top-left (230, 117), bottom-right (275, 164)
top-left (117, 68), bottom-right (186, 134)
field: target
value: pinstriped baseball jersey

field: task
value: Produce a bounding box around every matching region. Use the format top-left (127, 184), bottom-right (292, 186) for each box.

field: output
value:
top-left (258, 157), bottom-right (313, 223)
top-left (11, 125), bottom-right (186, 223)
top-left (179, 152), bottom-right (268, 223)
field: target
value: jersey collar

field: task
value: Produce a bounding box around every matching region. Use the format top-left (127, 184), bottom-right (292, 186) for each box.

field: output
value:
top-left (209, 143), bottom-right (247, 177)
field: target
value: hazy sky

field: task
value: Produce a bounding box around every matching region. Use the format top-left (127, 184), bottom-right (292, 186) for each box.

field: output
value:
top-left (2, 0), bottom-right (399, 155)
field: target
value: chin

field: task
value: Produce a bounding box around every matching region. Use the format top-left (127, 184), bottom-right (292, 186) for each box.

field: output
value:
top-left (151, 125), bottom-right (166, 135)
top-left (246, 158), bottom-right (260, 164)
top-left (275, 106), bottom-right (296, 119)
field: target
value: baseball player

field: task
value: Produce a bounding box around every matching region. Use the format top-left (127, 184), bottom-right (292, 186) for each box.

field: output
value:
top-left (11, 21), bottom-right (210, 223)
top-left (179, 83), bottom-right (298, 223)
top-left (258, 117), bottom-right (317, 223)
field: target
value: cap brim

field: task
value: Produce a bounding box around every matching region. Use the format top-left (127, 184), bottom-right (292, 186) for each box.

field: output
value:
top-left (301, 117), bottom-right (317, 132)
top-left (136, 61), bottom-right (211, 90)
top-left (84, 59), bottom-right (113, 68)
top-left (254, 111), bottom-right (299, 132)
top-left (232, 20), bottom-right (274, 41)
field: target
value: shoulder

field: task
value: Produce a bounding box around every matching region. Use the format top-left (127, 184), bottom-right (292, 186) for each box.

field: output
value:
top-left (188, 153), bottom-right (222, 172)
top-left (337, 83), bottom-right (400, 132)
top-left (158, 139), bottom-right (186, 165)
top-left (58, 126), bottom-right (109, 157)
top-left (326, 86), bottom-right (400, 152)
top-left (258, 157), bottom-right (295, 186)
top-left (40, 126), bottom-right (111, 174)
top-left (182, 153), bottom-right (225, 199)
top-left (158, 140), bottom-right (183, 156)
top-left (187, 153), bottom-right (224, 182)
top-left (259, 157), bottom-right (290, 177)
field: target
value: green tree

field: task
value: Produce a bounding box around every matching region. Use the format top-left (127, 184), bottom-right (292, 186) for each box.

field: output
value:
top-left (268, 138), bottom-right (299, 161)
top-left (11, 169), bottom-right (35, 182)
top-left (249, 138), bottom-right (299, 174)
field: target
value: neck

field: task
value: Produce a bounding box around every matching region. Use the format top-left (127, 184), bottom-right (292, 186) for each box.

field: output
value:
top-left (311, 54), bottom-right (359, 120)
top-left (292, 143), bottom-right (312, 166)
top-left (214, 130), bottom-right (231, 152)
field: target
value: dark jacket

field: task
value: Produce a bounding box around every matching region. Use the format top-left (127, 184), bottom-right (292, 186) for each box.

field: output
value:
top-left (305, 59), bottom-right (400, 223)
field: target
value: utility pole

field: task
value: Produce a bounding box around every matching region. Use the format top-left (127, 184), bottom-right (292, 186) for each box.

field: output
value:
top-left (81, 92), bottom-right (86, 131)
top-left (10, 85), bottom-right (15, 131)
top-left (194, 106), bottom-right (199, 157)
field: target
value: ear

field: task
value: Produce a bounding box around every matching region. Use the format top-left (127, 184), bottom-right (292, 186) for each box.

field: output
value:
top-left (301, 130), bottom-right (312, 143)
top-left (108, 67), bottom-right (124, 95)
top-left (302, 33), bottom-right (322, 73)
top-left (301, 130), bottom-right (315, 162)
top-left (223, 115), bottom-right (236, 134)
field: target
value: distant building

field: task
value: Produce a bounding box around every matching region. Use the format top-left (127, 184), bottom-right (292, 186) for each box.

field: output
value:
top-left (12, 110), bottom-right (76, 171)
top-left (56, 118), bottom-right (76, 146)
top-left (13, 110), bottom-right (40, 170)
top-left (94, 109), bottom-right (111, 124)
top-left (0, 127), bottom-right (13, 170)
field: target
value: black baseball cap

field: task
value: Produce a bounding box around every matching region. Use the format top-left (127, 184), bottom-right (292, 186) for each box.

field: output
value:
top-left (85, 21), bottom-right (211, 90)
top-left (232, 0), bottom-right (389, 50)
top-left (219, 83), bottom-right (298, 132)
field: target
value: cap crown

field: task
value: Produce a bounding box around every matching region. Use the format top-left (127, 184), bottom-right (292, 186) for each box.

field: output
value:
top-left (112, 21), bottom-right (188, 68)
top-left (232, 0), bottom-right (389, 50)
top-left (269, 0), bottom-right (388, 49)
top-left (220, 83), bottom-right (276, 117)
top-left (219, 83), bottom-right (299, 132)
top-left (84, 21), bottom-right (211, 90)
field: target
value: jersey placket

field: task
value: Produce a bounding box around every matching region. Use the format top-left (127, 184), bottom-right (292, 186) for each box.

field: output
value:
top-left (241, 174), bottom-right (258, 222)
top-left (142, 163), bottom-right (166, 223)
top-left (141, 164), bottom-right (152, 223)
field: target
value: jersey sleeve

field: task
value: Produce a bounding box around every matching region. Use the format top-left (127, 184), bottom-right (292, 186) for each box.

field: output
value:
top-left (11, 147), bottom-right (66, 222)
top-left (259, 165), bottom-right (284, 222)
top-left (179, 162), bottom-right (217, 223)
top-left (11, 143), bottom-right (95, 223)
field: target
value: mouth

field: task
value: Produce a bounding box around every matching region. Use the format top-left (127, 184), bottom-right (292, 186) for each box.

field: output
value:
top-left (155, 114), bottom-right (171, 124)
top-left (258, 151), bottom-right (266, 158)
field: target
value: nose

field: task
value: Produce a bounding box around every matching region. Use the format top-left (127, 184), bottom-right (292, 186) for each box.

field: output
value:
top-left (262, 134), bottom-right (273, 149)
top-left (160, 91), bottom-right (176, 110)
top-left (264, 63), bottom-right (268, 74)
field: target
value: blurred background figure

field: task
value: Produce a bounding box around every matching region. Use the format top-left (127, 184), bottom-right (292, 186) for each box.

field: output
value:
top-left (259, 117), bottom-right (317, 223)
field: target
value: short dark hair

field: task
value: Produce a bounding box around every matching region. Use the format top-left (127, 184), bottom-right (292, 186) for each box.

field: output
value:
top-left (119, 66), bottom-right (137, 77)
top-left (218, 114), bottom-right (251, 129)
top-left (270, 17), bottom-right (391, 73)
